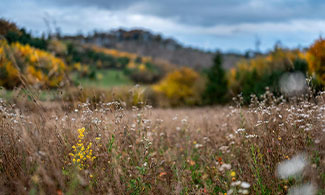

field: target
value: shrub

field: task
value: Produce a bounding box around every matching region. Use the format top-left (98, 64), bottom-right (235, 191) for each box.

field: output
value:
top-left (152, 67), bottom-right (204, 106)
top-left (125, 62), bottom-right (162, 84)
top-left (63, 85), bottom-right (148, 108)
top-left (228, 47), bottom-right (308, 103)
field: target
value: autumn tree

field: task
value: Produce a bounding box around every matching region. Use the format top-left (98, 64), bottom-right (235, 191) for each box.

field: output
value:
top-left (307, 38), bottom-right (325, 85)
top-left (153, 67), bottom-right (204, 106)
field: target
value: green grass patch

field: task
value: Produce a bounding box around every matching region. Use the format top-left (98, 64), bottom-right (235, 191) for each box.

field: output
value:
top-left (74, 69), bottom-right (133, 88)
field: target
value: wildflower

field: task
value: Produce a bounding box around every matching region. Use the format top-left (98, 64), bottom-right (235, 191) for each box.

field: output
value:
top-left (219, 163), bottom-right (231, 172)
top-left (159, 172), bottom-right (167, 177)
top-left (195, 143), bottom-right (203, 149)
top-left (288, 183), bottom-right (316, 195)
top-left (230, 171), bottom-right (236, 177)
top-left (219, 146), bottom-right (229, 152)
top-left (227, 189), bottom-right (233, 194)
top-left (240, 182), bottom-right (251, 189)
top-left (69, 127), bottom-right (97, 170)
top-left (235, 128), bottom-right (245, 134)
top-left (217, 157), bottom-right (223, 165)
top-left (189, 160), bottom-right (196, 166)
top-left (284, 185), bottom-right (288, 190)
top-left (276, 154), bottom-right (307, 179)
top-left (31, 175), bottom-right (40, 183)
top-left (245, 134), bottom-right (257, 138)
top-left (231, 181), bottom-right (241, 186)
top-left (238, 189), bottom-right (249, 194)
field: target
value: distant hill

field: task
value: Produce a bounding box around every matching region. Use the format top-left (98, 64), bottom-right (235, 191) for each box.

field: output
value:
top-left (62, 29), bottom-right (245, 70)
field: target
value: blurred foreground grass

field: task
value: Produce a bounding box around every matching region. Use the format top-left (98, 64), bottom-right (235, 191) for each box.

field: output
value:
top-left (0, 90), bottom-right (324, 194)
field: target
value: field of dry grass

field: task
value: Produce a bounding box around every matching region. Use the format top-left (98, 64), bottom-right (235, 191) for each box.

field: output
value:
top-left (0, 91), bottom-right (325, 194)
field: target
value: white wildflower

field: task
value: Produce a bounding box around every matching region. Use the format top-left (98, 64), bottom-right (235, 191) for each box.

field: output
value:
top-left (195, 144), bottom-right (203, 149)
top-left (219, 146), bottom-right (229, 152)
top-left (238, 189), bottom-right (249, 194)
top-left (288, 183), bottom-right (316, 195)
top-left (231, 180), bottom-right (241, 186)
top-left (245, 134), bottom-right (257, 138)
top-left (276, 154), bottom-right (307, 179)
top-left (181, 118), bottom-right (187, 124)
top-left (219, 163), bottom-right (231, 172)
top-left (228, 134), bottom-right (235, 139)
top-left (227, 189), bottom-right (234, 194)
top-left (240, 181), bottom-right (251, 188)
top-left (235, 128), bottom-right (245, 133)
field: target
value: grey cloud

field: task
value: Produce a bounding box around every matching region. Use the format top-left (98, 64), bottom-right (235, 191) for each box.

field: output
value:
top-left (37, 0), bottom-right (325, 26)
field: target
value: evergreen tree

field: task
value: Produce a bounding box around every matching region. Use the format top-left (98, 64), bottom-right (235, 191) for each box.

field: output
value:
top-left (203, 51), bottom-right (228, 104)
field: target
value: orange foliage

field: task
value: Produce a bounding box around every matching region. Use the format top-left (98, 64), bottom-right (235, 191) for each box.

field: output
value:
top-left (307, 38), bottom-right (325, 84)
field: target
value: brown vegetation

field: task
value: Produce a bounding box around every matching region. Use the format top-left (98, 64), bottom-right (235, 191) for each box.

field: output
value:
top-left (0, 89), bottom-right (324, 194)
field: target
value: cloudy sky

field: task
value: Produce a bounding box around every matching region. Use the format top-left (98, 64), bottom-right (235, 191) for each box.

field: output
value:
top-left (1, 0), bottom-right (325, 52)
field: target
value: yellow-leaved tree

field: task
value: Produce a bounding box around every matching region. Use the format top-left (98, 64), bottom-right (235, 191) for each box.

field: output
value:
top-left (0, 40), bottom-right (68, 89)
top-left (152, 67), bottom-right (204, 106)
top-left (307, 38), bottom-right (325, 85)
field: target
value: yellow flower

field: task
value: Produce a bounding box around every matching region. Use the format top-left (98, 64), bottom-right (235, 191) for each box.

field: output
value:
top-left (69, 127), bottom-right (98, 169)
top-left (230, 171), bottom-right (236, 177)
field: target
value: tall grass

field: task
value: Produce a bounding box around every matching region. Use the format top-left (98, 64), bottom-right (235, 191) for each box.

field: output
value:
top-left (0, 88), bottom-right (324, 194)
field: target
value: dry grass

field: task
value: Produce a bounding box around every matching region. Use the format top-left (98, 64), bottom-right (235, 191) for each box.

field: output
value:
top-left (0, 91), bottom-right (324, 194)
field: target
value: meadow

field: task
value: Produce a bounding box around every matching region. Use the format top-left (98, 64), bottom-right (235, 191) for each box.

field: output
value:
top-left (72, 69), bottom-right (133, 88)
top-left (0, 89), bottom-right (324, 194)
top-left (1, 18), bottom-right (325, 195)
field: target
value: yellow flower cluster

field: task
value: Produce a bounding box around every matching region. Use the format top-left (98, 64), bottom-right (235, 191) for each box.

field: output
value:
top-left (69, 127), bottom-right (96, 170)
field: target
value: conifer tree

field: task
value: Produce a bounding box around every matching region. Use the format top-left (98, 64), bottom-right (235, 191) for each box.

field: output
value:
top-left (203, 51), bottom-right (228, 104)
